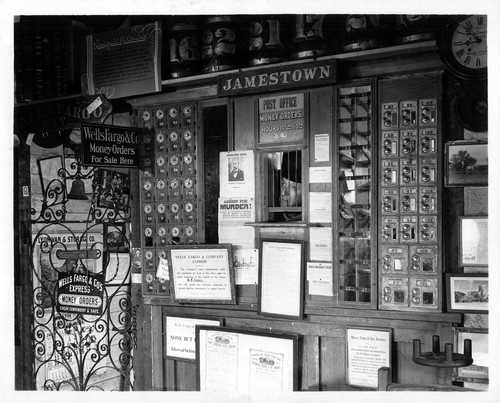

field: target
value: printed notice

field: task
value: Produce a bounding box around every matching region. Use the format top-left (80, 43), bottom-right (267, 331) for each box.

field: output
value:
top-left (204, 332), bottom-right (239, 391)
top-left (218, 197), bottom-right (255, 249)
top-left (309, 227), bottom-right (332, 261)
top-left (165, 316), bottom-right (220, 361)
top-left (309, 192), bottom-right (332, 223)
top-left (170, 248), bottom-right (233, 301)
top-left (220, 150), bottom-right (255, 198)
top-left (309, 166), bottom-right (332, 184)
top-left (347, 327), bottom-right (391, 388)
top-left (307, 262), bottom-right (333, 296)
top-left (233, 247), bottom-right (258, 285)
top-left (249, 350), bottom-right (284, 390)
top-left (314, 133), bottom-right (330, 162)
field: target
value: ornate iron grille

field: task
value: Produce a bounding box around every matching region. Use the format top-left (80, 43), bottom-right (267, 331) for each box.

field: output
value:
top-left (30, 153), bottom-right (134, 391)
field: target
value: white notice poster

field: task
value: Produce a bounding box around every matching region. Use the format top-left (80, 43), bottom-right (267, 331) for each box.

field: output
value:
top-left (307, 262), bottom-right (333, 296)
top-left (309, 227), bottom-right (332, 261)
top-left (220, 150), bottom-right (255, 197)
top-left (347, 327), bottom-right (391, 388)
top-left (309, 192), bottom-right (332, 223)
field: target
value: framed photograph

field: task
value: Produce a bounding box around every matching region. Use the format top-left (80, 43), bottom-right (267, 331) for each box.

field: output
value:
top-left (445, 141), bottom-right (488, 186)
top-left (97, 169), bottom-right (130, 210)
top-left (165, 316), bottom-right (221, 361)
top-left (37, 156), bottom-right (65, 193)
top-left (196, 326), bottom-right (299, 392)
top-left (346, 327), bottom-right (392, 389)
top-left (459, 216), bottom-right (488, 266)
top-left (446, 273), bottom-right (488, 313)
top-left (167, 244), bottom-right (236, 304)
top-left (258, 239), bottom-right (305, 319)
top-left (452, 327), bottom-right (488, 384)
top-left (103, 222), bottom-right (129, 253)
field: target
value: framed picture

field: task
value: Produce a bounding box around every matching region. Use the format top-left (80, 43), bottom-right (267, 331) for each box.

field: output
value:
top-left (37, 156), bottom-right (65, 194)
top-left (97, 169), bottom-right (130, 210)
top-left (446, 273), bottom-right (488, 313)
top-left (165, 316), bottom-right (221, 361)
top-left (346, 327), bottom-right (392, 389)
top-left (258, 239), bottom-right (305, 319)
top-left (459, 216), bottom-right (488, 266)
top-left (167, 244), bottom-right (236, 304)
top-left (103, 222), bottom-right (129, 253)
top-left (452, 327), bottom-right (488, 384)
top-left (196, 326), bottom-right (299, 392)
top-left (445, 141), bottom-right (488, 186)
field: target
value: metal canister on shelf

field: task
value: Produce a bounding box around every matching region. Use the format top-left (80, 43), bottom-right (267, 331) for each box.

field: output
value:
top-left (247, 16), bottom-right (286, 66)
top-left (290, 15), bottom-right (328, 60)
top-left (202, 16), bottom-right (242, 73)
top-left (396, 15), bottom-right (440, 45)
top-left (342, 14), bottom-right (376, 52)
top-left (167, 21), bottom-right (202, 78)
top-left (368, 15), bottom-right (405, 47)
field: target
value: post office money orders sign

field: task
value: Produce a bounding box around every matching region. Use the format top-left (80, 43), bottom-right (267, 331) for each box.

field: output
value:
top-left (57, 272), bottom-right (105, 316)
top-left (81, 123), bottom-right (139, 167)
top-left (258, 93), bottom-right (304, 144)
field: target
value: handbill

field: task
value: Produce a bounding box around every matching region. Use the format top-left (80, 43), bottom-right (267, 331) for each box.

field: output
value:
top-left (220, 150), bottom-right (255, 198)
top-left (307, 262), bottom-right (333, 296)
top-left (347, 327), bottom-right (391, 388)
top-left (309, 192), bottom-right (332, 223)
top-left (309, 227), bottom-right (332, 261)
top-left (165, 316), bottom-right (220, 361)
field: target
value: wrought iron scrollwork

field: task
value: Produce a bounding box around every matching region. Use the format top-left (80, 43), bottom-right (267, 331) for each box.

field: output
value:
top-left (30, 154), bottom-right (134, 391)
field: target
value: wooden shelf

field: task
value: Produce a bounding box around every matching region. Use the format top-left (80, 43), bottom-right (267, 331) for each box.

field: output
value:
top-left (159, 40), bottom-right (438, 90)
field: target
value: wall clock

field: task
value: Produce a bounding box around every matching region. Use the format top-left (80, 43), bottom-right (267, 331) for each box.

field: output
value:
top-left (438, 15), bottom-right (487, 81)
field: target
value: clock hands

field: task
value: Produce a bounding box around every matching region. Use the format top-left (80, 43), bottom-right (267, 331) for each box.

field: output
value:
top-left (457, 28), bottom-right (483, 43)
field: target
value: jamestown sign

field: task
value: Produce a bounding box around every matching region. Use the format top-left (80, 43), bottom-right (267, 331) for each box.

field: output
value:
top-left (218, 60), bottom-right (337, 96)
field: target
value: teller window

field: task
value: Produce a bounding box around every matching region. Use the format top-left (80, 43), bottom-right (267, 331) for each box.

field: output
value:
top-left (262, 150), bottom-right (303, 222)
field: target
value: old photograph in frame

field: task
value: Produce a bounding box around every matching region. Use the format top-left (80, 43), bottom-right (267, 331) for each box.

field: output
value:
top-left (446, 273), bottom-right (488, 313)
top-left (167, 244), bottom-right (236, 304)
top-left (258, 239), bottom-right (305, 319)
top-left (196, 326), bottom-right (298, 392)
top-left (346, 326), bottom-right (392, 389)
top-left (459, 216), bottom-right (488, 266)
top-left (452, 327), bottom-right (488, 384)
top-left (445, 141), bottom-right (488, 187)
top-left (165, 316), bottom-right (221, 362)
top-left (97, 168), bottom-right (130, 210)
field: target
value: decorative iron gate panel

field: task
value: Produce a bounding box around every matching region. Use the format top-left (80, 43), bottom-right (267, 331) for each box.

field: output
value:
top-left (30, 152), bottom-right (134, 390)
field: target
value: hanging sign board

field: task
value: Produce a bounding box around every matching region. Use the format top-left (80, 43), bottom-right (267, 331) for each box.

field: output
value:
top-left (218, 60), bottom-right (336, 96)
top-left (81, 123), bottom-right (139, 167)
top-left (57, 272), bottom-right (105, 316)
top-left (81, 22), bottom-right (162, 99)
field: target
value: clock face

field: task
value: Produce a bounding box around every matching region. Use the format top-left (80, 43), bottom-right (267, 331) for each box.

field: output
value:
top-left (440, 15), bottom-right (487, 80)
top-left (451, 16), bottom-right (487, 70)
